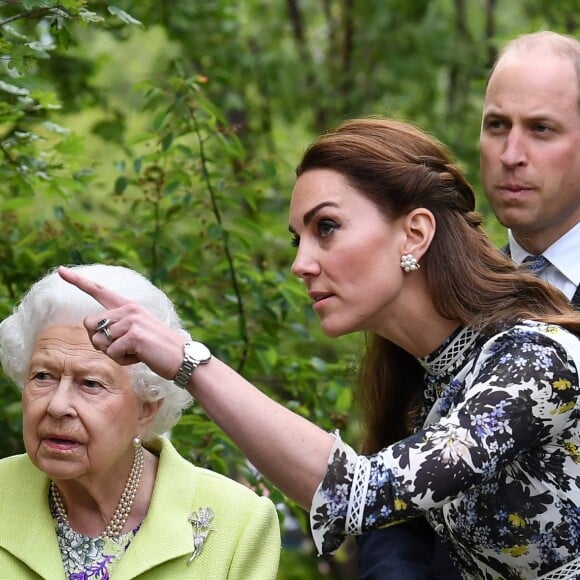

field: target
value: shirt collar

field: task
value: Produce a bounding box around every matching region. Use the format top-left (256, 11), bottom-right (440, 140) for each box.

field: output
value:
top-left (508, 223), bottom-right (580, 287)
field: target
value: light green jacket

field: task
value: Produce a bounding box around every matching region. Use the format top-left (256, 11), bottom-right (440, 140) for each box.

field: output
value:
top-left (0, 436), bottom-right (280, 579)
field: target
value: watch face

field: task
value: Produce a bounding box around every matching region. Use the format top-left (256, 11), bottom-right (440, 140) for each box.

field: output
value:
top-left (185, 341), bottom-right (211, 363)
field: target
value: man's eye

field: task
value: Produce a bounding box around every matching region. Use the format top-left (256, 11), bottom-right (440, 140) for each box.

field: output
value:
top-left (534, 124), bottom-right (551, 134)
top-left (486, 119), bottom-right (505, 131)
top-left (33, 372), bottom-right (52, 381)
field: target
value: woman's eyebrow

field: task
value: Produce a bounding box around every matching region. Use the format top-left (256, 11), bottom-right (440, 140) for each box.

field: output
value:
top-left (289, 201), bottom-right (340, 234)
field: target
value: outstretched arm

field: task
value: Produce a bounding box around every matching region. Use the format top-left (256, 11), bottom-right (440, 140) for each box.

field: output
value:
top-left (58, 266), bottom-right (335, 509)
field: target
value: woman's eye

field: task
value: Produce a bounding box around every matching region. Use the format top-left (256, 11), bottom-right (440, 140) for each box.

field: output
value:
top-left (27, 371), bottom-right (58, 390)
top-left (290, 234), bottom-right (300, 248)
top-left (83, 379), bottom-right (104, 390)
top-left (318, 219), bottom-right (339, 238)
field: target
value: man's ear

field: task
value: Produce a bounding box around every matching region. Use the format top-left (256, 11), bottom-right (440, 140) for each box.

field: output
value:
top-left (401, 208), bottom-right (436, 260)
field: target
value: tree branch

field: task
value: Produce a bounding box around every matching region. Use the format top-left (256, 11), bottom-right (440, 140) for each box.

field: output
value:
top-left (189, 105), bottom-right (250, 373)
top-left (0, 6), bottom-right (69, 28)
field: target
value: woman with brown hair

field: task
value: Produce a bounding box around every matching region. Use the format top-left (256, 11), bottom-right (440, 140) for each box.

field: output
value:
top-left (60, 117), bottom-right (580, 579)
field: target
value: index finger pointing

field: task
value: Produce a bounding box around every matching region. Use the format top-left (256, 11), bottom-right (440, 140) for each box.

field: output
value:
top-left (58, 266), bottom-right (129, 309)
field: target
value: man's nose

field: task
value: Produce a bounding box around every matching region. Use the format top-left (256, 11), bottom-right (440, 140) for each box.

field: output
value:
top-left (500, 129), bottom-right (527, 168)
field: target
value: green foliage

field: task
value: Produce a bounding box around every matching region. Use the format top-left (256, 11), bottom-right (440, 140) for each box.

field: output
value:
top-left (1, 4), bottom-right (358, 574)
top-left (1, 1), bottom-right (578, 577)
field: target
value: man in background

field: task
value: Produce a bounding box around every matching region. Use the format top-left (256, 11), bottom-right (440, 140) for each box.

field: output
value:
top-left (480, 30), bottom-right (580, 305)
top-left (357, 30), bottom-right (580, 578)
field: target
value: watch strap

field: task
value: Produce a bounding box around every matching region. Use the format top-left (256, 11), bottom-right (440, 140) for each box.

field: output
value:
top-left (174, 341), bottom-right (211, 389)
top-left (174, 345), bottom-right (197, 388)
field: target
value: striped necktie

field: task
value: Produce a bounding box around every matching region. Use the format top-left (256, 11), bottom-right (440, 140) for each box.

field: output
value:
top-left (523, 254), bottom-right (550, 275)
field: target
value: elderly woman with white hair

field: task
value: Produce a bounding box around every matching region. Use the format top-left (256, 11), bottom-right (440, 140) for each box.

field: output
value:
top-left (0, 264), bottom-right (280, 579)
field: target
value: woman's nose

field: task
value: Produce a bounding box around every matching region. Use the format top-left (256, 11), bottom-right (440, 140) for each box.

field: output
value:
top-left (46, 380), bottom-right (75, 418)
top-left (291, 244), bottom-right (321, 279)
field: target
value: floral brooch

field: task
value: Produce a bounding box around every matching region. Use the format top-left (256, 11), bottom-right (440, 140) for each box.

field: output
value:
top-left (186, 507), bottom-right (215, 564)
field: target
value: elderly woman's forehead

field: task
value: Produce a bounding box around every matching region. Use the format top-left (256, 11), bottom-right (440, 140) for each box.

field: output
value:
top-left (31, 325), bottom-right (133, 378)
top-left (34, 324), bottom-right (92, 345)
top-left (32, 326), bottom-right (113, 360)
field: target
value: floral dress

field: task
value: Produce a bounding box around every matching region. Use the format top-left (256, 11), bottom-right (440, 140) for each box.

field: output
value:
top-left (50, 496), bottom-right (141, 579)
top-left (311, 321), bottom-right (580, 579)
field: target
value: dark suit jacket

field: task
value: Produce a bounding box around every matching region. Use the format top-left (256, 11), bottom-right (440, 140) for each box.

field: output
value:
top-left (571, 287), bottom-right (580, 308)
top-left (357, 518), bottom-right (462, 580)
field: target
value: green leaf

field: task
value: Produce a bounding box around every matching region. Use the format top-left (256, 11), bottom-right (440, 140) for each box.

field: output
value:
top-left (107, 6), bottom-right (143, 26)
top-left (78, 8), bottom-right (104, 24)
top-left (114, 176), bottom-right (129, 195)
top-left (0, 81), bottom-right (29, 97)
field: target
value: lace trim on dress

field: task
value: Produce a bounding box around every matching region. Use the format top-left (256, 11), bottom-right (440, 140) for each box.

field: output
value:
top-left (538, 557), bottom-right (580, 580)
top-left (417, 326), bottom-right (480, 376)
top-left (345, 455), bottom-right (371, 536)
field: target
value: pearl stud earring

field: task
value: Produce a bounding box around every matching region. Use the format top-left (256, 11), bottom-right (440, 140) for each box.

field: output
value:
top-left (400, 253), bottom-right (420, 272)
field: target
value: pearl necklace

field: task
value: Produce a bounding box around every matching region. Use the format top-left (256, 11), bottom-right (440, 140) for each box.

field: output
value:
top-left (50, 442), bottom-right (144, 539)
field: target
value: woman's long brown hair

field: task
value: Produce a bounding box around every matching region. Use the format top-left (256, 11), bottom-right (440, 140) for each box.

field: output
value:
top-left (296, 117), bottom-right (580, 453)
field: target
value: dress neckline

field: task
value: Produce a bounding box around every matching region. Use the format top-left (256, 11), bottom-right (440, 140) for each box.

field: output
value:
top-left (417, 325), bottom-right (480, 376)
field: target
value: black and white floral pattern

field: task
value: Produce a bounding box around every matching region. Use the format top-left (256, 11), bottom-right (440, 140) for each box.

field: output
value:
top-left (311, 321), bottom-right (580, 579)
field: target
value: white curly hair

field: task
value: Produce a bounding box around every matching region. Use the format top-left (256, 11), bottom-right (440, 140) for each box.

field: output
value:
top-left (0, 264), bottom-right (194, 440)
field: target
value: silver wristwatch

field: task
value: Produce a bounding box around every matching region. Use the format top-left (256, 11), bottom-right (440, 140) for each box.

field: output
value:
top-left (173, 341), bottom-right (212, 388)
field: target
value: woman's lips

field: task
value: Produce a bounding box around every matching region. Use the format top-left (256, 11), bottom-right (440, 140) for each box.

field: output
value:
top-left (312, 295), bottom-right (334, 311)
top-left (43, 437), bottom-right (81, 451)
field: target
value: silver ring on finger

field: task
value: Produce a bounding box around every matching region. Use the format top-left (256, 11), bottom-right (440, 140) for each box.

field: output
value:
top-left (101, 326), bottom-right (113, 342)
top-left (96, 318), bottom-right (111, 332)
top-left (96, 318), bottom-right (113, 342)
